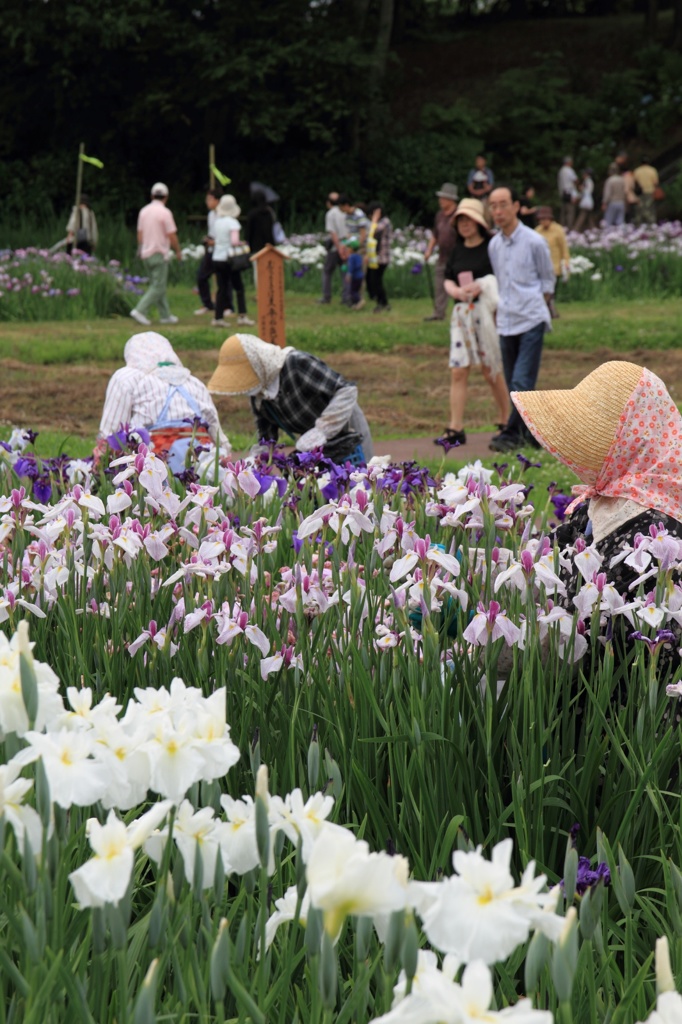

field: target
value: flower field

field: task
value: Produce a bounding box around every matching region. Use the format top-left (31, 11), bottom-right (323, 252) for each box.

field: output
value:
top-left (1, 429), bottom-right (682, 1023)
top-left (276, 222), bottom-right (682, 301)
top-left (3, 220), bottom-right (682, 323)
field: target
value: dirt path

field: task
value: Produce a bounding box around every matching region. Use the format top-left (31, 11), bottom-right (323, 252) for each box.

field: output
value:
top-left (3, 345), bottom-right (682, 441)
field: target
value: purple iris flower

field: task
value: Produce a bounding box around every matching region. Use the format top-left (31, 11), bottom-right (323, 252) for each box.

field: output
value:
top-left (13, 457), bottom-right (33, 478)
top-left (550, 492), bottom-right (572, 522)
top-left (292, 530), bottom-right (304, 554)
top-left (321, 479), bottom-right (340, 501)
top-left (517, 453), bottom-right (542, 472)
top-left (411, 264), bottom-right (423, 274)
top-left (33, 476), bottom-right (52, 503)
top-left (630, 629), bottom-right (677, 653)
top-left (435, 436), bottom-right (461, 453)
top-left (575, 857), bottom-right (611, 895)
top-left (23, 429), bottom-right (39, 445)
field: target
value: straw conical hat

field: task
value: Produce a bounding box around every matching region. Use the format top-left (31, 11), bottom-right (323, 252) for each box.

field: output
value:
top-left (208, 335), bottom-right (259, 395)
top-left (512, 361), bottom-right (643, 475)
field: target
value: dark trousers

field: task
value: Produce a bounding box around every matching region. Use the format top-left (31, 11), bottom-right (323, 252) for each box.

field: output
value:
top-left (348, 274), bottom-right (364, 306)
top-left (213, 262), bottom-right (246, 318)
top-left (366, 265), bottom-right (388, 306)
top-left (197, 250), bottom-right (217, 310)
top-left (66, 240), bottom-right (92, 256)
top-left (322, 248), bottom-right (341, 302)
top-left (499, 322), bottom-right (546, 440)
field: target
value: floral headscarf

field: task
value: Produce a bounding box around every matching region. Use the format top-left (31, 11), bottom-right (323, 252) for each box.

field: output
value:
top-left (564, 369), bottom-right (682, 521)
top-left (239, 334), bottom-right (295, 399)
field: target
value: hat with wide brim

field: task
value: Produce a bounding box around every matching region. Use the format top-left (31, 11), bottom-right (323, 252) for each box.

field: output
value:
top-left (511, 360), bottom-right (644, 477)
top-left (208, 335), bottom-right (259, 395)
top-left (436, 182), bottom-right (459, 201)
top-left (454, 198), bottom-right (488, 231)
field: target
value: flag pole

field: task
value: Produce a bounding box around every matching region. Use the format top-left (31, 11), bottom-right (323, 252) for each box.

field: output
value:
top-left (75, 142), bottom-right (85, 211)
top-left (209, 144), bottom-right (215, 190)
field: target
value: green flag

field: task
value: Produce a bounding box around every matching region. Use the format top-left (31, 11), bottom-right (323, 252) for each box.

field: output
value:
top-left (210, 164), bottom-right (231, 186)
top-left (80, 153), bottom-right (104, 169)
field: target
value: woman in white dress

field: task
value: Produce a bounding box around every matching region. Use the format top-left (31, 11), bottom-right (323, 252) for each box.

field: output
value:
top-left (573, 168), bottom-right (595, 233)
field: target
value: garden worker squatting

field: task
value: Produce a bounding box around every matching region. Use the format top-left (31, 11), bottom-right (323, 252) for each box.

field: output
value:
top-left (511, 359), bottom-right (682, 677)
top-left (208, 334), bottom-right (373, 464)
top-left (96, 332), bottom-right (229, 472)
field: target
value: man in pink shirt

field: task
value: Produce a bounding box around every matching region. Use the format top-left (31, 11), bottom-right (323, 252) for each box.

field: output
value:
top-left (130, 183), bottom-right (183, 326)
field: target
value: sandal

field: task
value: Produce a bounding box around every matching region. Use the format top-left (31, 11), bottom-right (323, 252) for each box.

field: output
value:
top-left (434, 428), bottom-right (466, 447)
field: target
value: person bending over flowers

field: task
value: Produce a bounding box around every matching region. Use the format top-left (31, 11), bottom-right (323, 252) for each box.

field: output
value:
top-left (208, 333), bottom-right (373, 465)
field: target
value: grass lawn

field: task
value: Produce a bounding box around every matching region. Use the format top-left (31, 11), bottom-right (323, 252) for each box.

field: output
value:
top-left (1, 288), bottom-right (680, 498)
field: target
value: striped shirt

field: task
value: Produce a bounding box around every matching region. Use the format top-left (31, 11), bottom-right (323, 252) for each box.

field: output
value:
top-left (488, 222), bottom-right (555, 335)
top-left (99, 368), bottom-right (224, 442)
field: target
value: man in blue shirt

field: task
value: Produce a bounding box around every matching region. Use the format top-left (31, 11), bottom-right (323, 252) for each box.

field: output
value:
top-left (487, 185), bottom-right (555, 453)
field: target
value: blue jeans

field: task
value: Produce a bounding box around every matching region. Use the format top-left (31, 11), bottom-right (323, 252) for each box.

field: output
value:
top-left (499, 322), bottom-right (546, 439)
top-left (604, 201), bottom-right (625, 227)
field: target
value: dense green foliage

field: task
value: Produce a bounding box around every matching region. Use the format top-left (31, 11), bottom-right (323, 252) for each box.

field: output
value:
top-left (2, 2), bottom-right (682, 225)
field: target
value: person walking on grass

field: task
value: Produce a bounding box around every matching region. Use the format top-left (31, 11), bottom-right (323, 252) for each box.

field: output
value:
top-left (557, 156), bottom-right (578, 229)
top-left (365, 201), bottom-right (392, 313)
top-left (194, 188), bottom-right (224, 317)
top-left (487, 185), bottom-right (555, 454)
top-left (318, 192), bottom-right (347, 305)
top-left (423, 183), bottom-right (459, 322)
top-left (633, 157), bottom-right (660, 225)
top-left (339, 197), bottom-right (369, 307)
top-left (573, 168), bottom-right (595, 233)
top-left (434, 198), bottom-right (508, 450)
top-left (535, 206), bottom-right (569, 319)
top-left (602, 163), bottom-right (626, 227)
top-left (130, 183), bottom-right (182, 327)
top-left (210, 195), bottom-right (255, 329)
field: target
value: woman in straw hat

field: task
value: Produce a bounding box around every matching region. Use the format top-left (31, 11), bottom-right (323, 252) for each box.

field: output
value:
top-left (512, 360), bottom-right (682, 670)
top-left (435, 198), bottom-right (509, 449)
top-left (208, 334), bottom-right (373, 463)
top-left (211, 195), bottom-right (255, 329)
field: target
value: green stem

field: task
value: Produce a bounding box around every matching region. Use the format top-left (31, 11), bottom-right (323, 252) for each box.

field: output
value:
top-left (118, 949), bottom-right (129, 1024)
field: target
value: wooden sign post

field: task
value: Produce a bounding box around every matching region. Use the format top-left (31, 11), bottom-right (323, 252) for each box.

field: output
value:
top-left (251, 244), bottom-right (288, 349)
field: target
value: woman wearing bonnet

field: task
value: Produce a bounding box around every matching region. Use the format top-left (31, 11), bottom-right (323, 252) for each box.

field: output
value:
top-left (97, 331), bottom-right (229, 471)
top-left (512, 360), bottom-right (682, 674)
top-left (208, 333), bottom-right (373, 464)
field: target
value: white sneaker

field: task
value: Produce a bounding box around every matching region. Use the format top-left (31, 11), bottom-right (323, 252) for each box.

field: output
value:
top-left (237, 315), bottom-right (255, 326)
top-left (211, 319), bottom-right (228, 327)
top-left (224, 309), bottom-right (235, 317)
top-left (194, 307), bottom-right (211, 316)
top-left (159, 315), bottom-right (179, 324)
top-left (130, 308), bottom-right (151, 326)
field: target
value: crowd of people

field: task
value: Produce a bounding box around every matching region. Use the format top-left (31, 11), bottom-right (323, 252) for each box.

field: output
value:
top-left (556, 152), bottom-right (661, 230)
top-left (67, 148), bottom-right (666, 463)
top-left (318, 193), bottom-right (392, 313)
